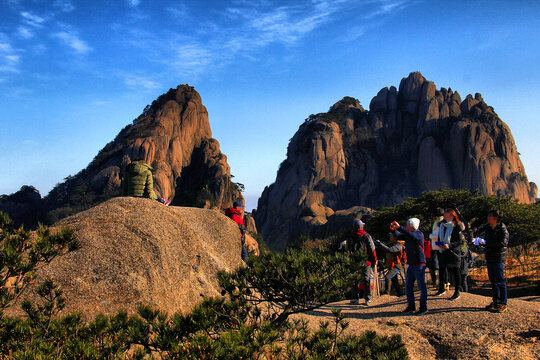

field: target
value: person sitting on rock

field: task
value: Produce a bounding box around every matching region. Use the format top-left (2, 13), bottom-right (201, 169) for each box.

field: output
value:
top-left (346, 219), bottom-right (377, 306)
top-left (122, 158), bottom-right (167, 204)
top-left (391, 218), bottom-right (428, 315)
top-left (374, 232), bottom-right (404, 297)
top-left (474, 210), bottom-right (509, 313)
top-left (225, 201), bottom-right (247, 262)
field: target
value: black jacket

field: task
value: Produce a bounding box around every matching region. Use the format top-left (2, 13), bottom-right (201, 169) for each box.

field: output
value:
top-left (478, 223), bottom-right (509, 263)
top-left (437, 222), bottom-right (465, 268)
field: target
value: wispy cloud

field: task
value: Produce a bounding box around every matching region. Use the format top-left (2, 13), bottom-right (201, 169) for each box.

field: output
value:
top-left (53, 30), bottom-right (92, 54)
top-left (53, 0), bottom-right (75, 13)
top-left (116, 0), bottom-right (415, 84)
top-left (166, 4), bottom-right (187, 18)
top-left (121, 73), bottom-right (160, 90)
top-left (170, 43), bottom-right (214, 76)
top-left (0, 33), bottom-right (21, 73)
top-left (362, 0), bottom-right (410, 19)
top-left (126, 0), bottom-right (141, 7)
top-left (17, 26), bottom-right (34, 39)
top-left (21, 11), bottom-right (47, 27)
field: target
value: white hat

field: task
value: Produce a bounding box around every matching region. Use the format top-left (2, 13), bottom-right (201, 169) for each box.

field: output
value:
top-left (353, 219), bottom-right (365, 228)
top-left (407, 218), bottom-right (420, 230)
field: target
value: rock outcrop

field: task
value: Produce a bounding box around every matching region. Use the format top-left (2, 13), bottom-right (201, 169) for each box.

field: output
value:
top-left (13, 197), bottom-right (249, 317)
top-left (0, 186), bottom-right (43, 227)
top-left (255, 72), bottom-right (537, 250)
top-left (2, 85), bottom-right (243, 226)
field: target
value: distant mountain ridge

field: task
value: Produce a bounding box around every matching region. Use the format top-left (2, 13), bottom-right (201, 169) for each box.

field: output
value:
top-left (254, 72), bottom-right (537, 250)
top-left (1, 85), bottom-right (243, 226)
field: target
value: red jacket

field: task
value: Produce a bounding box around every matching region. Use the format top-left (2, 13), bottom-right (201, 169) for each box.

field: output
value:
top-left (225, 208), bottom-right (245, 227)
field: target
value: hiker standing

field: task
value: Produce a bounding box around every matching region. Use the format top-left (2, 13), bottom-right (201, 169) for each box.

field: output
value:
top-left (374, 232), bottom-right (404, 297)
top-left (391, 218), bottom-right (428, 315)
top-left (225, 201), bottom-right (248, 262)
top-left (346, 219), bottom-right (377, 306)
top-left (122, 158), bottom-right (167, 204)
top-left (434, 209), bottom-right (465, 300)
top-left (427, 208), bottom-right (444, 287)
top-left (475, 210), bottom-right (509, 312)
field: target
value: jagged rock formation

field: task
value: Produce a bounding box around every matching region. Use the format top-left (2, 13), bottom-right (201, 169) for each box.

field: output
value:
top-left (2, 85), bottom-right (243, 225)
top-left (11, 197), bottom-right (251, 317)
top-left (243, 213), bottom-right (258, 234)
top-left (255, 72), bottom-right (537, 250)
top-left (0, 186), bottom-right (43, 227)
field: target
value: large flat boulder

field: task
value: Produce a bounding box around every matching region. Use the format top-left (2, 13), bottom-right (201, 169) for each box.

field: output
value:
top-left (19, 197), bottom-right (246, 317)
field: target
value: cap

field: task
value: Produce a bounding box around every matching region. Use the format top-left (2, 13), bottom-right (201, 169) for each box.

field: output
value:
top-left (233, 201), bottom-right (244, 208)
top-left (353, 219), bottom-right (365, 228)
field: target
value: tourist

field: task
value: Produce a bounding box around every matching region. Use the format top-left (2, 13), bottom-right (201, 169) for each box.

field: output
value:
top-left (391, 218), bottom-right (428, 314)
top-left (434, 209), bottom-right (465, 300)
top-left (122, 157), bottom-right (167, 204)
top-left (225, 201), bottom-right (248, 261)
top-left (475, 210), bottom-right (509, 312)
top-left (374, 232), bottom-right (404, 297)
top-left (428, 208), bottom-right (444, 287)
top-left (346, 219), bottom-right (377, 306)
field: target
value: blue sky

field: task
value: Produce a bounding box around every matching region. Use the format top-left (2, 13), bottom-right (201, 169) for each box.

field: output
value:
top-left (1, 0), bottom-right (539, 211)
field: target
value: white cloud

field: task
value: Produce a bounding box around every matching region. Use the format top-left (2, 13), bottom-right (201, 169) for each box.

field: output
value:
top-left (21, 11), bottom-right (47, 27)
top-left (166, 4), bottom-right (187, 18)
top-left (171, 43), bottom-right (214, 76)
top-left (17, 26), bottom-right (34, 39)
top-left (362, 0), bottom-right (412, 19)
top-left (121, 73), bottom-right (160, 90)
top-left (53, 31), bottom-right (92, 54)
top-left (0, 33), bottom-right (20, 73)
top-left (127, 0), bottom-right (141, 7)
top-left (116, 0), bottom-right (415, 83)
top-left (53, 0), bottom-right (75, 13)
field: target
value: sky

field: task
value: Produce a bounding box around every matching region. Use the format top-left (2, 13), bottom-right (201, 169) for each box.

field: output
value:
top-left (1, 0), bottom-right (539, 211)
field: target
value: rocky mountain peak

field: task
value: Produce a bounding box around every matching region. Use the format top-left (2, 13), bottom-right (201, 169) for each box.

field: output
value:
top-left (1, 85), bottom-right (243, 226)
top-left (255, 72), bottom-right (537, 250)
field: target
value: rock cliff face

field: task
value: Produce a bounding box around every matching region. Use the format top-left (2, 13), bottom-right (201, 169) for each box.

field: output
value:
top-left (2, 85), bottom-right (243, 225)
top-left (255, 72), bottom-right (537, 250)
top-left (10, 197), bottom-right (247, 317)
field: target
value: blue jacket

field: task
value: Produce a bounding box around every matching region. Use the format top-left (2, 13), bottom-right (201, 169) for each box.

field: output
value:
top-left (397, 226), bottom-right (426, 265)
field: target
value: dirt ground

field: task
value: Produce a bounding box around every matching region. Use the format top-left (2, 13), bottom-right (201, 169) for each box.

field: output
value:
top-left (297, 292), bottom-right (540, 360)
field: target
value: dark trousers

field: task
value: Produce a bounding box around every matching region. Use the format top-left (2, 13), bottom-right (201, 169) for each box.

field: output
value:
top-left (384, 274), bottom-right (403, 296)
top-left (352, 266), bottom-right (374, 301)
top-left (487, 262), bottom-right (507, 305)
top-left (406, 265), bottom-right (427, 310)
top-left (439, 266), bottom-right (461, 293)
top-left (460, 274), bottom-right (468, 292)
top-left (241, 244), bottom-right (248, 262)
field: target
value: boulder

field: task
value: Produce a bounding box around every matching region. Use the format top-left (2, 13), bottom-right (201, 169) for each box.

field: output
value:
top-left (14, 197), bottom-right (251, 317)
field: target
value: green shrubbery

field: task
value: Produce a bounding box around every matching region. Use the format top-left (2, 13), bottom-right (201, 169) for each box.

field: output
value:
top-left (367, 189), bottom-right (540, 248)
top-left (0, 211), bottom-right (408, 359)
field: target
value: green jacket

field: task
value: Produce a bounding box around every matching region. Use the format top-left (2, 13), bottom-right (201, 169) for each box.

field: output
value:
top-left (122, 161), bottom-right (157, 200)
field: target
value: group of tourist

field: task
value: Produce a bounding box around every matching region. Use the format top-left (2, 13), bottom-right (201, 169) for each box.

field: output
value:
top-left (346, 208), bottom-right (510, 315)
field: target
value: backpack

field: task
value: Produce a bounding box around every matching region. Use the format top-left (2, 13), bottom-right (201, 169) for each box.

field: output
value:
top-left (418, 235), bottom-right (431, 260)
